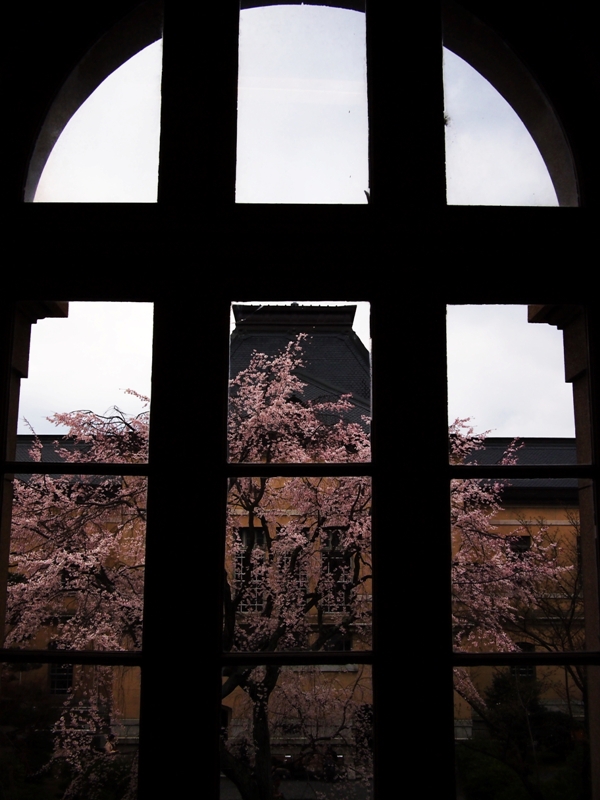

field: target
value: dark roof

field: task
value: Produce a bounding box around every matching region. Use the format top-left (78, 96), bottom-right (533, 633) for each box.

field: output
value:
top-left (230, 305), bottom-right (371, 422)
top-left (15, 434), bottom-right (79, 464)
top-left (469, 437), bottom-right (577, 468)
top-left (14, 435), bottom-right (87, 482)
top-left (467, 437), bottom-right (578, 504)
top-left (15, 433), bottom-right (578, 505)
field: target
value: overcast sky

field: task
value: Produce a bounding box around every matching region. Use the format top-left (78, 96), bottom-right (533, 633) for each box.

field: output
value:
top-left (18, 302), bottom-right (574, 439)
top-left (443, 49), bottom-right (557, 206)
top-left (236, 5), bottom-right (368, 203)
top-left (446, 306), bottom-right (573, 437)
top-left (34, 41), bottom-right (163, 203)
top-left (18, 304), bottom-right (154, 435)
top-left (33, 6), bottom-right (558, 206)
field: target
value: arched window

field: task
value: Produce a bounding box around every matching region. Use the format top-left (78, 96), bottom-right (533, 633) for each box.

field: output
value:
top-left (27, 1), bottom-right (576, 206)
top-left (4, 2), bottom-right (599, 799)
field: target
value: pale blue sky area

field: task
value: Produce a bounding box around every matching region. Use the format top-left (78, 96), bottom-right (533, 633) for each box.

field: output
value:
top-left (18, 304), bottom-right (154, 434)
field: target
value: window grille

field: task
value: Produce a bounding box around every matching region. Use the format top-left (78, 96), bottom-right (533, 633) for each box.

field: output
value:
top-left (510, 642), bottom-right (537, 680)
top-left (49, 662), bottom-right (74, 694)
top-left (320, 527), bottom-right (354, 613)
top-left (3, 3), bottom-right (599, 799)
top-left (234, 527), bottom-right (266, 612)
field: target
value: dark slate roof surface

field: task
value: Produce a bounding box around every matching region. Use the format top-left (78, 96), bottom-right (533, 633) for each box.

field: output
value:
top-left (14, 435), bottom-right (90, 482)
top-left (467, 437), bottom-right (578, 499)
top-left (16, 435), bottom-right (80, 463)
top-left (469, 438), bottom-right (577, 467)
top-left (230, 305), bottom-right (371, 423)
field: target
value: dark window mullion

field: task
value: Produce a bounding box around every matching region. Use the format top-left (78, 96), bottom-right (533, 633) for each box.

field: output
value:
top-left (0, 649), bottom-right (143, 667)
top-left (138, 298), bottom-right (230, 798)
top-left (371, 299), bottom-right (454, 794)
top-left (226, 463), bottom-right (372, 478)
top-left (367, 3), bottom-right (446, 208)
top-left (158, 1), bottom-right (239, 206)
top-left (2, 462), bottom-right (149, 476)
top-left (221, 651), bottom-right (373, 666)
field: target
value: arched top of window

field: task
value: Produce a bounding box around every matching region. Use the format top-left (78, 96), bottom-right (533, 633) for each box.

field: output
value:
top-left (24, 0), bottom-right (162, 202)
top-left (442, 0), bottom-right (578, 206)
top-left (25, 0), bottom-right (579, 206)
top-left (240, 1), bottom-right (365, 9)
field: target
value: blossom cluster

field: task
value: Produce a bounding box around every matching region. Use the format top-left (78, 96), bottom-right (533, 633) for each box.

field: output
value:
top-left (449, 418), bottom-right (571, 710)
top-left (7, 339), bottom-right (573, 799)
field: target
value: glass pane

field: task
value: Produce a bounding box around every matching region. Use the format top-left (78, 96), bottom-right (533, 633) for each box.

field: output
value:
top-left (451, 477), bottom-right (584, 654)
top-left (34, 41), bottom-right (163, 202)
top-left (228, 303), bottom-right (371, 464)
top-left (225, 476), bottom-right (372, 653)
top-left (236, 5), bottom-right (369, 204)
top-left (221, 664), bottom-right (373, 798)
top-left (455, 665), bottom-right (590, 799)
top-left (443, 48), bottom-right (558, 206)
top-left (0, 662), bottom-right (140, 799)
top-left (6, 474), bottom-right (146, 651)
top-left (15, 302), bottom-right (153, 461)
top-left (447, 305), bottom-right (576, 446)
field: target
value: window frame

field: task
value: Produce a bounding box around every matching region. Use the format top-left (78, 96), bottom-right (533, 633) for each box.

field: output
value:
top-left (2, 295), bottom-right (599, 798)
top-left (23, 1), bottom-right (582, 208)
top-left (4, 2), bottom-right (600, 799)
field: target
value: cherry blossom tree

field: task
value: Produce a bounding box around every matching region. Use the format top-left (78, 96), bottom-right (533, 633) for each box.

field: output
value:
top-left (6, 338), bottom-right (573, 799)
top-left (449, 434), bottom-right (584, 799)
top-left (449, 419), bottom-right (571, 720)
top-left (8, 394), bottom-right (148, 652)
top-left (223, 343), bottom-right (567, 800)
top-left (6, 394), bottom-right (148, 799)
top-left (223, 334), bottom-right (372, 799)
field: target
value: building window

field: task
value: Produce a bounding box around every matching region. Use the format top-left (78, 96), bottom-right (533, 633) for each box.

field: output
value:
top-left (442, 2), bottom-right (579, 205)
top-left (236, 4), bottom-right (369, 204)
top-left (24, 0), bottom-right (163, 202)
top-left (33, 41), bottom-right (163, 203)
top-left (49, 662), bottom-right (74, 695)
top-left (510, 642), bottom-right (536, 680)
top-left (320, 527), bottom-right (354, 613)
top-left (234, 527), bottom-right (267, 612)
top-left (443, 48), bottom-right (558, 206)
